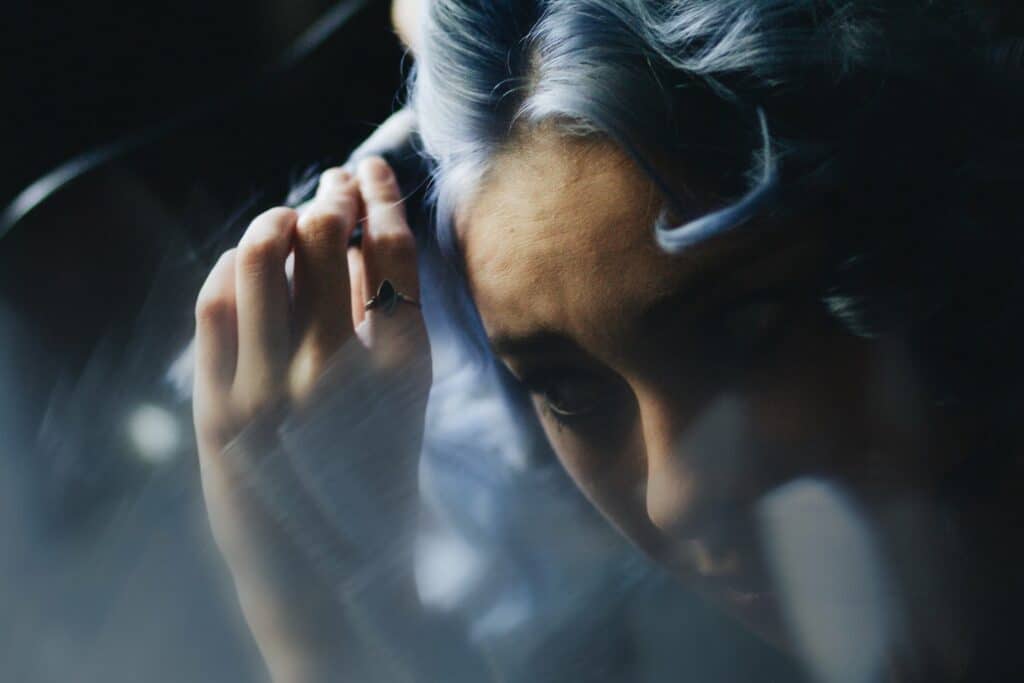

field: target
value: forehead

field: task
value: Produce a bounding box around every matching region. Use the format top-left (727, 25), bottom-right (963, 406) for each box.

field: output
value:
top-left (456, 130), bottom-right (686, 351)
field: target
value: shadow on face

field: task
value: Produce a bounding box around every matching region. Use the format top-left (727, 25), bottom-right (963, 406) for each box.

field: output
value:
top-left (455, 126), bottom-right (943, 648)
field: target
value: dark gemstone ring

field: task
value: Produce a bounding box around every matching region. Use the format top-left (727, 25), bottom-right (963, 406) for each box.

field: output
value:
top-left (363, 279), bottom-right (420, 315)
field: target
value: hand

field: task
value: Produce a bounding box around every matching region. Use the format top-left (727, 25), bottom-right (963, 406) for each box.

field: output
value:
top-left (391, 0), bottom-right (423, 54)
top-left (192, 157), bottom-right (431, 681)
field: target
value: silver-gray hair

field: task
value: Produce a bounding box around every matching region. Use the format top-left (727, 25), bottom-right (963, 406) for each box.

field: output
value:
top-left (408, 0), bottom-right (1024, 405)
top-left (410, 0), bottom-right (882, 257)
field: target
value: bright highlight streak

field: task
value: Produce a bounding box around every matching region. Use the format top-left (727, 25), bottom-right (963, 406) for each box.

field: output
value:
top-left (759, 479), bottom-right (893, 683)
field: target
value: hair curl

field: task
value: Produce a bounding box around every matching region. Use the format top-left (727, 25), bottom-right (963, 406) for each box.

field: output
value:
top-left (410, 0), bottom-right (1024, 408)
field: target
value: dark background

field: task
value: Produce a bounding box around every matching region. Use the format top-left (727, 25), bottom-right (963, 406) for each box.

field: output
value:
top-left (0, 3), bottom-right (407, 680)
top-left (3, 0), bottom-right (402, 209)
top-left (2, 0), bottom-right (404, 515)
top-left (8, 3), bottom-right (1021, 680)
top-left (3, 0), bottom-right (403, 349)
top-left (0, 5), bottom-right (803, 682)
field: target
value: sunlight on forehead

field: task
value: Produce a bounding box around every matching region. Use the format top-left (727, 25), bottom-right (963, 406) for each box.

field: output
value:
top-left (457, 128), bottom-right (687, 350)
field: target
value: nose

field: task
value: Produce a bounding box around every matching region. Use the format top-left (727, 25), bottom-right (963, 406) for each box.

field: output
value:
top-left (640, 391), bottom-right (749, 538)
top-left (639, 388), bottom-right (700, 535)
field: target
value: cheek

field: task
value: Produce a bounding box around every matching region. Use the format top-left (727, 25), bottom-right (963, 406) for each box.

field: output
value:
top-left (530, 320), bottom-right (888, 560)
top-left (749, 328), bottom-right (937, 497)
top-left (534, 401), bottom-right (667, 553)
top-left (537, 401), bottom-right (634, 494)
top-left (744, 324), bottom-right (876, 480)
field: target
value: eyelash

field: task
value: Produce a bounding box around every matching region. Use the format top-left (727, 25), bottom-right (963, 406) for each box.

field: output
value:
top-left (538, 400), bottom-right (577, 429)
top-left (519, 372), bottom-right (611, 427)
top-left (514, 291), bottom-right (818, 427)
top-left (538, 393), bottom-right (590, 426)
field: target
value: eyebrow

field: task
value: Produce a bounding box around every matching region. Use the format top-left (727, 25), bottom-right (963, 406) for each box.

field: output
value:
top-left (490, 235), bottom-right (821, 361)
top-left (488, 286), bottom-right (708, 362)
top-left (489, 329), bottom-right (581, 358)
top-left (486, 253), bottom-right (742, 360)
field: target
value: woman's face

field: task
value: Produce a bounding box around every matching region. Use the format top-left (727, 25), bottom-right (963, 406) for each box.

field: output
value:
top-left (456, 129), bottom-right (933, 642)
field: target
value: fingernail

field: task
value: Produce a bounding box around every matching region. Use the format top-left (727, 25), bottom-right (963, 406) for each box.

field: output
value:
top-left (358, 157), bottom-right (392, 184)
top-left (321, 167), bottom-right (352, 187)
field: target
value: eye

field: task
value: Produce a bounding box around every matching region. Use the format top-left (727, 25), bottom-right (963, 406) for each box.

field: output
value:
top-left (519, 370), bottom-right (619, 424)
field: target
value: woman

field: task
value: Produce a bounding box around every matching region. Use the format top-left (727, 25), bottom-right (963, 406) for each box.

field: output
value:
top-left (192, 0), bottom-right (1024, 680)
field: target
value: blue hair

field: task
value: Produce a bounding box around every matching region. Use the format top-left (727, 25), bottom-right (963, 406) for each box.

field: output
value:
top-left (409, 0), bottom-right (1024, 406)
top-left (410, 0), bottom-right (886, 260)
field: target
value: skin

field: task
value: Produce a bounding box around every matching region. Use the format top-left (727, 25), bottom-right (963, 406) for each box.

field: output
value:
top-left (194, 158), bottom-right (431, 682)
top-left (456, 128), bottom-right (949, 645)
top-left (193, 2), bottom-right (1004, 678)
top-left (391, 0), bottom-right (423, 53)
top-left (194, 135), bottom-right (992, 680)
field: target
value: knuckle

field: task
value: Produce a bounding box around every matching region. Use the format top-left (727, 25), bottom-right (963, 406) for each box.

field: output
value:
top-left (254, 206), bottom-right (298, 227)
top-left (367, 184), bottom-right (402, 205)
top-left (195, 292), bottom-right (235, 325)
top-left (195, 252), bottom-right (237, 323)
top-left (357, 157), bottom-right (399, 199)
top-left (370, 226), bottom-right (416, 257)
top-left (367, 201), bottom-right (408, 228)
top-left (358, 156), bottom-right (392, 180)
top-left (238, 208), bottom-right (295, 266)
top-left (319, 166), bottom-right (352, 188)
top-left (237, 235), bottom-right (281, 274)
top-left (297, 209), bottom-right (347, 245)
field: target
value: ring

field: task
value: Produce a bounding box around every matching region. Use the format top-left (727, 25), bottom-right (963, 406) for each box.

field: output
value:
top-left (364, 279), bottom-right (420, 314)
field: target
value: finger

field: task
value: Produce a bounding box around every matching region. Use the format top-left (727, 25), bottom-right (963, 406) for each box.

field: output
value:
top-left (194, 249), bottom-right (239, 436)
top-left (315, 167), bottom-right (360, 204)
top-left (392, 0), bottom-right (423, 54)
top-left (357, 157), bottom-right (427, 369)
top-left (348, 245), bottom-right (368, 329)
top-left (357, 157), bottom-right (420, 303)
top-left (293, 168), bottom-right (359, 355)
top-left (234, 207), bottom-right (297, 406)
